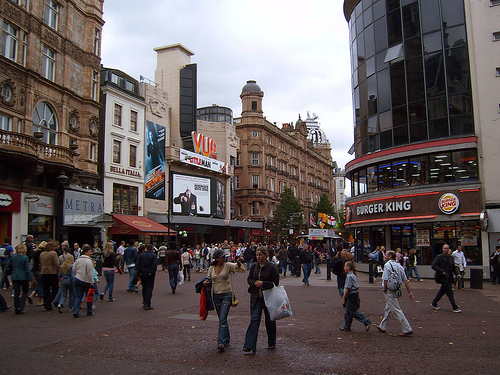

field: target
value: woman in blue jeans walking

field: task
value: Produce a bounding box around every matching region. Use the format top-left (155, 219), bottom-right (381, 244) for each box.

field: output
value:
top-left (243, 246), bottom-right (280, 354)
top-left (204, 249), bottom-right (245, 352)
top-left (100, 241), bottom-right (119, 302)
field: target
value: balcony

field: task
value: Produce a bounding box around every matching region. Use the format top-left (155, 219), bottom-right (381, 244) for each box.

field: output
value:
top-left (265, 164), bottom-right (278, 172)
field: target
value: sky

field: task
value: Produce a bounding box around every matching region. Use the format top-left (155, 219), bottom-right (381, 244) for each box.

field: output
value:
top-left (101, 0), bottom-right (354, 170)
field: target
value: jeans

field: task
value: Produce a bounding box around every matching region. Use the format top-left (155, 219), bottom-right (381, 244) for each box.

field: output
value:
top-left (302, 263), bottom-right (312, 284)
top-left (13, 280), bottom-right (29, 312)
top-left (246, 260), bottom-right (253, 270)
top-left (213, 292), bottom-right (232, 346)
top-left (57, 278), bottom-right (75, 308)
top-left (183, 265), bottom-right (191, 280)
top-left (73, 278), bottom-right (93, 315)
top-left (243, 295), bottom-right (276, 352)
top-left (196, 259), bottom-right (201, 269)
top-left (127, 265), bottom-right (136, 291)
top-left (432, 281), bottom-right (458, 310)
top-left (343, 292), bottom-right (371, 329)
top-left (379, 290), bottom-right (412, 333)
top-left (42, 274), bottom-right (59, 308)
top-left (140, 272), bottom-right (155, 307)
top-left (289, 259), bottom-right (296, 276)
top-left (454, 266), bottom-right (465, 289)
top-left (314, 259), bottom-right (321, 274)
top-left (168, 264), bottom-right (179, 291)
top-left (337, 273), bottom-right (347, 297)
top-left (101, 270), bottom-right (115, 299)
top-left (0, 261), bottom-right (10, 289)
top-left (279, 260), bottom-right (288, 275)
top-left (406, 266), bottom-right (421, 281)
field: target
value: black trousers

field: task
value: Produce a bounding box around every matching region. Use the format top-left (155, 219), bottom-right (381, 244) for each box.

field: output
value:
top-left (139, 272), bottom-right (155, 307)
top-left (42, 274), bottom-right (59, 308)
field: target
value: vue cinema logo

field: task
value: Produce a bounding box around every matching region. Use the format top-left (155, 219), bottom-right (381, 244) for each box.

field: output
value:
top-left (438, 193), bottom-right (459, 214)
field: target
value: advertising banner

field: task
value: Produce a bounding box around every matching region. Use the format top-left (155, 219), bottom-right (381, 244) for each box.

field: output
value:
top-left (145, 121), bottom-right (166, 200)
top-left (215, 179), bottom-right (225, 218)
top-left (172, 173), bottom-right (211, 216)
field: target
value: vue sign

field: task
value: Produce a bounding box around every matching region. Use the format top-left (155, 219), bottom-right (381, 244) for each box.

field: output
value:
top-left (192, 131), bottom-right (217, 159)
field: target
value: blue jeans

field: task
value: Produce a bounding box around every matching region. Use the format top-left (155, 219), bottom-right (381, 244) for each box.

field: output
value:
top-left (343, 293), bottom-right (370, 329)
top-left (168, 264), bottom-right (179, 291)
top-left (302, 263), bottom-right (313, 284)
top-left (432, 281), bottom-right (458, 310)
top-left (127, 265), bottom-right (136, 291)
top-left (406, 266), bottom-right (421, 281)
top-left (243, 295), bottom-right (276, 352)
top-left (73, 278), bottom-right (92, 316)
top-left (13, 280), bottom-right (29, 312)
top-left (57, 278), bottom-right (75, 308)
top-left (101, 270), bottom-right (115, 299)
top-left (314, 259), bottom-right (321, 273)
top-left (289, 259), bottom-right (296, 276)
top-left (0, 261), bottom-right (10, 288)
top-left (279, 260), bottom-right (287, 275)
top-left (213, 292), bottom-right (232, 346)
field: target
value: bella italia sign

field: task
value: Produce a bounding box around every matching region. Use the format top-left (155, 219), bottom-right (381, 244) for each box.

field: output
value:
top-left (356, 200), bottom-right (412, 216)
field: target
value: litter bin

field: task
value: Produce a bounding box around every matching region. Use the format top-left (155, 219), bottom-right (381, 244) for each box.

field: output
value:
top-left (326, 258), bottom-right (332, 281)
top-left (294, 256), bottom-right (301, 277)
top-left (470, 268), bottom-right (483, 289)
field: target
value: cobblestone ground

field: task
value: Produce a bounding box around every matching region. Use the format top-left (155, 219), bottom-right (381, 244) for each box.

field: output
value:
top-left (0, 268), bottom-right (498, 375)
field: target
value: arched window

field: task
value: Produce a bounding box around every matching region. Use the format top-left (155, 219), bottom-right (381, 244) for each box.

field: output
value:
top-left (33, 101), bottom-right (57, 144)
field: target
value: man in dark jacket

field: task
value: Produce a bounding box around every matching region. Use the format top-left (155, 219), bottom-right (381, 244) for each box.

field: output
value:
top-left (431, 244), bottom-right (461, 313)
top-left (123, 239), bottom-right (138, 292)
top-left (136, 244), bottom-right (158, 310)
top-left (287, 242), bottom-right (299, 276)
top-left (299, 246), bottom-right (314, 286)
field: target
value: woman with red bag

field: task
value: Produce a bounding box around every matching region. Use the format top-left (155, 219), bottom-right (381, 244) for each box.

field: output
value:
top-left (72, 245), bottom-right (94, 318)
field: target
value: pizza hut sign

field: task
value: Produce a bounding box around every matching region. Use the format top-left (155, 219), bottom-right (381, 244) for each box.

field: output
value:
top-left (438, 193), bottom-right (459, 214)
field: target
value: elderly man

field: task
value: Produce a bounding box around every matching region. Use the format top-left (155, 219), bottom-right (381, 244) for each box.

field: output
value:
top-left (377, 250), bottom-right (414, 337)
top-left (431, 244), bottom-right (462, 313)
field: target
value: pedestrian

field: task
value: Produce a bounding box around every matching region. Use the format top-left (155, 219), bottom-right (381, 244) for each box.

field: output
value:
top-left (158, 244), bottom-right (167, 271)
top-left (299, 245), bottom-right (313, 286)
top-left (204, 249), bottom-right (245, 352)
top-left (406, 248), bottom-right (423, 282)
top-left (181, 245), bottom-right (192, 281)
top-left (278, 245), bottom-right (288, 276)
top-left (58, 241), bottom-right (71, 265)
top-left (165, 242), bottom-right (181, 294)
top-left (244, 242), bottom-right (255, 270)
top-left (116, 240), bottom-right (126, 273)
top-left (72, 244), bottom-right (94, 318)
top-left (452, 245), bottom-right (467, 290)
top-left (9, 243), bottom-right (33, 315)
top-left (39, 241), bottom-right (60, 311)
top-left (99, 241), bottom-right (119, 302)
top-left (28, 241), bottom-right (46, 306)
top-left (136, 244), bottom-right (158, 310)
top-left (337, 245), bottom-right (354, 297)
top-left (340, 261), bottom-right (371, 332)
top-left (287, 242), bottom-right (299, 276)
top-left (376, 250), bottom-right (414, 336)
top-left (431, 244), bottom-right (462, 313)
top-left (0, 236), bottom-right (14, 290)
top-left (55, 254), bottom-right (75, 313)
top-left (242, 246), bottom-right (280, 354)
top-left (490, 245), bottom-right (500, 285)
top-left (313, 247), bottom-right (322, 274)
top-left (123, 239), bottom-right (138, 292)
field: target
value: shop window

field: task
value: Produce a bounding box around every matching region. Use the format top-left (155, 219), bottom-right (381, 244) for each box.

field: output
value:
top-left (28, 214), bottom-right (53, 241)
top-left (113, 184), bottom-right (138, 215)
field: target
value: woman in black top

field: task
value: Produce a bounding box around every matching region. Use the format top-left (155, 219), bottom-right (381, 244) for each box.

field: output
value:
top-left (242, 246), bottom-right (280, 354)
top-left (99, 241), bottom-right (119, 302)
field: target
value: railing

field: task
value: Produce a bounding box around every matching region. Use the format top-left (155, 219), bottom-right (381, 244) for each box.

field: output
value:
top-left (0, 130), bottom-right (38, 154)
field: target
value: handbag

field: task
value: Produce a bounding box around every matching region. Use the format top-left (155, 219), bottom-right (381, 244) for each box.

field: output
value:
top-left (86, 287), bottom-right (95, 303)
top-left (262, 285), bottom-right (292, 321)
top-left (229, 273), bottom-right (238, 307)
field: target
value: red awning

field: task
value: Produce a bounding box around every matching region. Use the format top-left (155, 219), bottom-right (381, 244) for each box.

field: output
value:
top-left (108, 215), bottom-right (176, 236)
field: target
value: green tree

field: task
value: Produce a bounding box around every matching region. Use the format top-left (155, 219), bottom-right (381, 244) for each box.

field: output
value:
top-left (312, 193), bottom-right (335, 227)
top-left (272, 186), bottom-right (303, 237)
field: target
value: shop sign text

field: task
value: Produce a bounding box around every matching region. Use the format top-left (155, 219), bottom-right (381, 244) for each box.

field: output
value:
top-left (357, 200), bottom-right (411, 216)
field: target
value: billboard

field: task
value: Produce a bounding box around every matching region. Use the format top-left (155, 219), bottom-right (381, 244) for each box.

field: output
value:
top-left (215, 179), bottom-right (225, 218)
top-left (145, 121), bottom-right (166, 200)
top-left (172, 173), bottom-right (211, 216)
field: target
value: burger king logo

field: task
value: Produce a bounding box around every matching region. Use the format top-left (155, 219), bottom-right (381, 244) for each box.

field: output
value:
top-left (438, 193), bottom-right (459, 214)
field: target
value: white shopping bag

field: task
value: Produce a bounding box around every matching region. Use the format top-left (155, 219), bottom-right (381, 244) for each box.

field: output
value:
top-left (262, 285), bottom-right (292, 321)
top-left (178, 271), bottom-right (184, 285)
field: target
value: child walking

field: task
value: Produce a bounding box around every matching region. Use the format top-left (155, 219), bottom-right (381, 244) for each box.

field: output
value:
top-left (340, 261), bottom-right (371, 332)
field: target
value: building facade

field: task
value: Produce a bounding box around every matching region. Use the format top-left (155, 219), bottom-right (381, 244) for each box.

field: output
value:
top-left (234, 80), bottom-right (336, 243)
top-left (343, 0), bottom-right (499, 275)
top-left (0, 0), bottom-right (104, 245)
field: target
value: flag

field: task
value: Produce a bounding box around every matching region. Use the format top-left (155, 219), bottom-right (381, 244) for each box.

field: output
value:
top-left (328, 215), bottom-right (337, 227)
top-left (318, 212), bottom-right (327, 229)
top-left (310, 214), bottom-right (316, 227)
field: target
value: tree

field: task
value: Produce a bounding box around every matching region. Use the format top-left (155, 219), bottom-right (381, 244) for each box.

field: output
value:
top-left (272, 186), bottom-right (304, 237)
top-left (312, 193), bottom-right (335, 228)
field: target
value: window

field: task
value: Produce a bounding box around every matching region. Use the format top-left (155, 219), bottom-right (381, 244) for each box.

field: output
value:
top-left (1, 22), bottom-right (18, 62)
top-left (93, 28), bottom-right (100, 55)
top-left (92, 71), bottom-right (98, 101)
top-left (1, 83), bottom-right (12, 102)
top-left (252, 130), bottom-right (258, 137)
top-left (236, 153), bottom-right (240, 166)
top-left (251, 202), bottom-right (259, 215)
top-left (235, 176), bottom-right (240, 189)
top-left (42, 45), bottom-right (55, 81)
top-left (21, 32), bottom-right (27, 66)
top-left (0, 113), bottom-right (12, 131)
top-left (113, 140), bottom-right (121, 163)
top-left (112, 184), bottom-right (138, 215)
top-left (251, 101), bottom-right (257, 110)
top-left (33, 101), bottom-right (57, 144)
top-left (494, 31), bottom-right (500, 41)
top-left (114, 104), bottom-right (122, 126)
top-left (270, 178), bottom-right (274, 192)
top-left (237, 204), bottom-right (242, 216)
top-left (492, 0), bottom-right (500, 6)
top-left (44, 0), bottom-right (59, 30)
top-left (89, 143), bottom-right (96, 162)
top-left (251, 152), bottom-right (259, 166)
top-left (130, 110), bottom-right (137, 132)
top-left (252, 175), bottom-right (259, 188)
top-left (497, 67), bottom-right (500, 77)
top-left (129, 144), bottom-right (137, 167)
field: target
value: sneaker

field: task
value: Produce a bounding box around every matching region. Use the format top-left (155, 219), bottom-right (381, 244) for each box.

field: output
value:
top-left (267, 345), bottom-right (276, 350)
top-left (339, 327), bottom-right (351, 331)
top-left (217, 344), bottom-right (225, 352)
top-left (365, 322), bottom-right (371, 332)
top-left (99, 294), bottom-right (104, 301)
top-left (305, 282), bottom-right (310, 286)
top-left (399, 331), bottom-right (413, 337)
top-left (242, 348), bottom-right (255, 355)
top-left (419, 279), bottom-right (424, 282)
top-left (376, 326), bottom-right (386, 333)
top-left (431, 303), bottom-right (440, 310)
top-left (108, 298), bottom-right (116, 302)
top-left (452, 308), bottom-right (462, 313)
top-left (144, 306), bottom-right (154, 310)
top-left (57, 304), bottom-right (63, 313)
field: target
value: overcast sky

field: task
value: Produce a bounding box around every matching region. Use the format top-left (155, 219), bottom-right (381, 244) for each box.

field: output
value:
top-left (101, 0), bottom-right (354, 170)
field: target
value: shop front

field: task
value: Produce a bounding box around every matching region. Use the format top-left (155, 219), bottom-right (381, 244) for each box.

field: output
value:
top-left (346, 188), bottom-right (484, 270)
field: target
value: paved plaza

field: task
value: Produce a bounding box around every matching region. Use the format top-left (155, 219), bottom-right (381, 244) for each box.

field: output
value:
top-left (0, 268), bottom-right (498, 375)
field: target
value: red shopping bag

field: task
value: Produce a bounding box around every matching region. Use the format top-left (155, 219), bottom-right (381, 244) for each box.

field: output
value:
top-left (86, 287), bottom-right (95, 303)
top-left (199, 287), bottom-right (208, 320)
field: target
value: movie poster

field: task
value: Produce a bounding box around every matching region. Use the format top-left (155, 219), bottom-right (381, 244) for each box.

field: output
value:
top-left (145, 121), bottom-right (166, 200)
top-left (172, 174), bottom-right (211, 216)
top-left (215, 179), bottom-right (225, 218)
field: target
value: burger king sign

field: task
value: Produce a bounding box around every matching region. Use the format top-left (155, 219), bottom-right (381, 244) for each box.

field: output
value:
top-left (438, 193), bottom-right (459, 214)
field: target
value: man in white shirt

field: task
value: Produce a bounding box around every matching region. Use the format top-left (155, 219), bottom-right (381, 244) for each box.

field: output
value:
top-left (452, 245), bottom-right (467, 290)
top-left (377, 250), bottom-right (415, 337)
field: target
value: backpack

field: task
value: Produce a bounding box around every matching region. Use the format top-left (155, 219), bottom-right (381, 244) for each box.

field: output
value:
top-left (331, 256), bottom-right (344, 276)
top-left (387, 263), bottom-right (401, 291)
top-left (0, 245), bottom-right (6, 260)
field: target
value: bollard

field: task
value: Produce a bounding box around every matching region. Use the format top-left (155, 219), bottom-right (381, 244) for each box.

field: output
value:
top-left (326, 258), bottom-right (331, 281)
top-left (369, 262), bottom-right (374, 284)
top-left (470, 268), bottom-right (483, 289)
